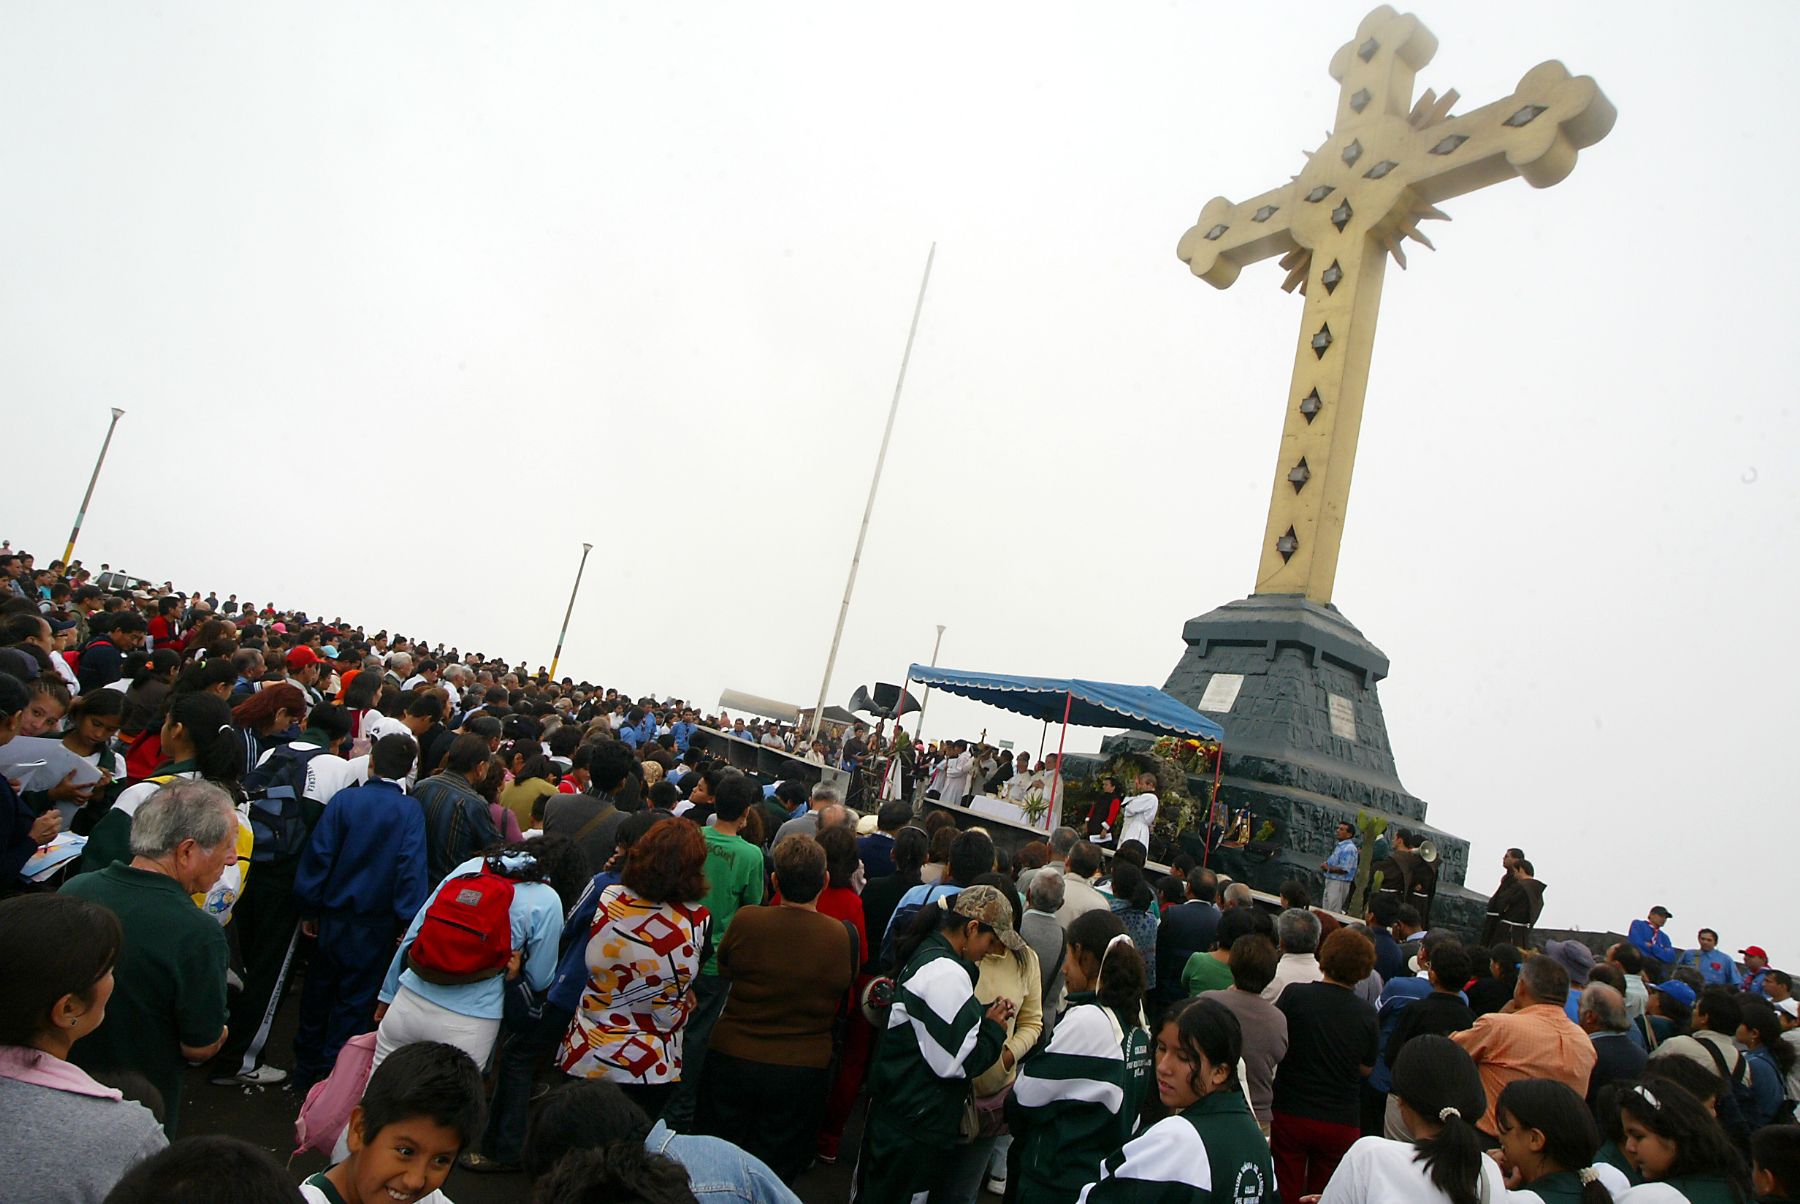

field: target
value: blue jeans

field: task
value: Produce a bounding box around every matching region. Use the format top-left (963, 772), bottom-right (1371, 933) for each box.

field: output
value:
top-left (479, 1003), bottom-right (572, 1165)
top-left (660, 973), bottom-right (729, 1131)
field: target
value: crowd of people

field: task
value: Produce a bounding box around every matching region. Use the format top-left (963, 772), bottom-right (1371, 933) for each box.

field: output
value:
top-left (0, 546), bottom-right (1796, 1204)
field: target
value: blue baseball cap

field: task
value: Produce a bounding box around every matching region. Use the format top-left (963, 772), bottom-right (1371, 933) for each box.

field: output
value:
top-left (1650, 980), bottom-right (1696, 1009)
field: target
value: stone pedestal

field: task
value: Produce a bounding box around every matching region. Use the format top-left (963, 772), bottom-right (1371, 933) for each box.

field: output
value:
top-left (1160, 594), bottom-right (1484, 933)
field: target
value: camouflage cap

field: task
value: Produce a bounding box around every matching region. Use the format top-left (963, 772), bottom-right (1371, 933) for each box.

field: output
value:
top-left (949, 884), bottom-right (1026, 952)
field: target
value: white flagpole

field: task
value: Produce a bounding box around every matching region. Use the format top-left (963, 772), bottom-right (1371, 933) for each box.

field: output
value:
top-left (808, 243), bottom-right (937, 745)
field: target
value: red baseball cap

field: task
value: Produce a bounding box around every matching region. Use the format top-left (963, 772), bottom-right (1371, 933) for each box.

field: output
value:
top-left (1741, 945), bottom-right (1770, 960)
top-left (285, 646), bottom-right (324, 670)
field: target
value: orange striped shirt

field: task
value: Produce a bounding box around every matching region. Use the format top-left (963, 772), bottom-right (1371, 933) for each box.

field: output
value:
top-left (1452, 1002), bottom-right (1597, 1135)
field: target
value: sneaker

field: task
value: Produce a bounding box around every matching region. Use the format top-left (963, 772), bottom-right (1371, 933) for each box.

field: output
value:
top-left (985, 1175), bottom-right (1007, 1196)
top-left (209, 1064), bottom-right (288, 1087)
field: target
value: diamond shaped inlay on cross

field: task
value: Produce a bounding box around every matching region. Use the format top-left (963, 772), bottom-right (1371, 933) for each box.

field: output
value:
top-left (1175, 7), bottom-right (1617, 603)
top-left (1276, 527), bottom-right (1299, 562)
top-left (1203, 223), bottom-right (1229, 240)
top-left (1288, 458), bottom-right (1312, 492)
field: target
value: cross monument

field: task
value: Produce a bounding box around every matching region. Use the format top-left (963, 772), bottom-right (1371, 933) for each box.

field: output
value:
top-left (1177, 5), bottom-right (1615, 603)
top-left (1156, 8), bottom-right (1614, 929)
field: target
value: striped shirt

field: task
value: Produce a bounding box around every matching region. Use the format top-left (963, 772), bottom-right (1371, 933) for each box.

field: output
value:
top-left (1009, 995), bottom-right (1150, 1202)
top-left (867, 933), bottom-right (1006, 1144)
top-left (1079, 1088), bottom-right (1274, 1202)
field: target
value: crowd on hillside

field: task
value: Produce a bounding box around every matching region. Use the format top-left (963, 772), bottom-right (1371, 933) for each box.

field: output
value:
top-left (0, 545), bottom-right (1797, 1204)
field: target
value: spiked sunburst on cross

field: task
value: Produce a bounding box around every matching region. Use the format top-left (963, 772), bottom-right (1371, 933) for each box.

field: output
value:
top-left (1177, 6), bottom-right (1615, 604)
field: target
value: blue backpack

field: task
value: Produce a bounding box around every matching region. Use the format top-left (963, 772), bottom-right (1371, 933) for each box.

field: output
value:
top-left (877, 883), bottom-right (958, 973)
top-left (241, 744), bottom-right (329, 863)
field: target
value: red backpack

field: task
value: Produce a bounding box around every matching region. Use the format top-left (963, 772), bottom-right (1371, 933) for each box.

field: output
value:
top-left (406, 863), bottom-right (515, 985)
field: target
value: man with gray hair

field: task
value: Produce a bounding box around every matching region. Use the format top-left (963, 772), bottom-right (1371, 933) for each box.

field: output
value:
top-left (1019, 825), bottom-right (1078, 896)
top-left (65, 780), bottom-right (235, 1134)
top-left (1023, 866), bottom-right (1068, 1038)
top-left (1453, 953), bottom-right (1597, 1137)
top-left (1262, 908), bottom-right (1325, 1002)
top-left (383, 651), bottom-right (413, 691)
top-left (1221, 881), bottom-right (1254, 911)
top-left (772, 780), bottom-right (843, 845)
top-left (1579, 981), bottom-right (1646, 1105)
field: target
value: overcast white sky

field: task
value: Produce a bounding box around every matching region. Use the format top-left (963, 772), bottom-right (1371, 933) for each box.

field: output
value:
top-left (5, 2), bottom-right (1794, 953)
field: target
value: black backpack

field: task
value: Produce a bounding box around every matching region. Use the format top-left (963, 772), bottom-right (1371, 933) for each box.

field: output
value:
top-left (1700, 1039), bottom-right (1757, 1155)
top-left (241, 744), bottom-right (328, 863)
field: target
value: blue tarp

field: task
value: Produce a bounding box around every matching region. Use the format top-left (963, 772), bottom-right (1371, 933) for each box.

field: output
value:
top-left (907, 665), bottom-right (1224, 742)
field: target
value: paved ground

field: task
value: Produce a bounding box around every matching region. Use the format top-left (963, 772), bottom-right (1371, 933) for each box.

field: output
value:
top-left (181, 976), bottom-right (863, 1203)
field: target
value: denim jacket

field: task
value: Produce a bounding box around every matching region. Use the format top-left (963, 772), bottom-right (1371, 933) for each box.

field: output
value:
top-left (645, 1120), bottom-right (800, 1203)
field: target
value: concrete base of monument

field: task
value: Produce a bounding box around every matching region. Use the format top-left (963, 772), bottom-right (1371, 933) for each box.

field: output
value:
top-left (1149, 592), bottom-right (1488, 939)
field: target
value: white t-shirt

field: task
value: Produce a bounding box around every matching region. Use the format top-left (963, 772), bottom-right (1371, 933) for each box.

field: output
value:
top-left (1319, 1135), bottom-right (1509, 1204)
top-left (300, 1177), bottom-right (454, 1204)
top-left (254, 742), bottom-right (359, 805)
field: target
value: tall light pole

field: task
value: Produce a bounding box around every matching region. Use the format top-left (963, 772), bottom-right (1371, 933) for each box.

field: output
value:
top-left (913, 623), bottom-right (947, 741)
top-left (547, 541), bottom-right (593, 680)
top-left (808, 243), bottom-right (936, 744)
top-left (61, 407), bottom-right (126, 566)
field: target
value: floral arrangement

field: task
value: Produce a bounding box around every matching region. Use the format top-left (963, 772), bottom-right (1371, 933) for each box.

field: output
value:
top-left (1149, 736), bottom-right (1219, 775)
top-left (1018, 784), bottom-right (1049, 827)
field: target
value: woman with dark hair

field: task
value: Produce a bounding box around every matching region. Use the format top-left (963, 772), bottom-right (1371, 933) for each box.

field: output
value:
top-left (811, 824), bottom-right (878, 1165)
top-left (121, 647), bottom-right (180, 738)
top-left (1080, 996), bottom-right (1273, 1199)
top-left (55, 688), bottom-right (125, 833)
top-left (81, 691), bottom-right (253, 921)
top-left (0, 893), bottom-right (167, 1202)
top-left (858, 885), bottom-right (1021, 1202)
top-left (861, 826), bottom-right (928, 960)
top-left (1315, 1034), bottom-right (1503, 1202)
top-left (558, 818), bottom-right (712, 1120)
top-left (1105, 859), bottom-right (1160, 989)
top-left (698, 835), bottom-right (860, 1181)
top-left (1494, 1078), bottom-right (1630, 1203)
top-left (372, 839), bottom-right (567, 1078)
top-left (1270, 927), bottom-right (1380, 1203)
top-left (1735, 996), bottom-right (1793, 1129)
top-left (125, 657), bottom-right (236, 778)
top-left (920, 823), bottom-right (955, 885)
top-left (1616, 1077), bottom-right (1749, 1201)
top-left (1007, 908), bottom-right (1152, 1203)
top-left (501, 744), bottom-right (559, 833)
top-left (475, 754), bottom-right (525, 842)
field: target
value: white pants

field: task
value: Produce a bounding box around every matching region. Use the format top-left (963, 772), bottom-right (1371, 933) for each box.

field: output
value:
top-left (333, 988), bottom-right (502, 1161)
top-left (1322, 878), bottom-right (1352, 914)
top-left (371, 986), bottom-right (501, 1076)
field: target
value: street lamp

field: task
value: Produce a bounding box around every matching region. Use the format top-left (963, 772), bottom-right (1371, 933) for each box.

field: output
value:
top-left (547, 541), bottom-right (594, 680)
top-left (61, 407), bottom-right (126, 566)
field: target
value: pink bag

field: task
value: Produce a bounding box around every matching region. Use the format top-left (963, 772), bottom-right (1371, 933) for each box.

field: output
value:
top-left (293, 1032), bottom-right (377, 1157)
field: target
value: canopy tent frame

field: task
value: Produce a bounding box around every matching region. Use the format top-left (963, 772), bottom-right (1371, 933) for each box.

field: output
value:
top-left (904, 664), bottom-right (1225, 835)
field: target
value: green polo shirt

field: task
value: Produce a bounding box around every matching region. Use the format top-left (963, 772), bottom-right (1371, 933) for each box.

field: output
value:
top-left (64, 862), bottom-right (229, 1135)
top-left (700, 824), bottom-right (765, 976)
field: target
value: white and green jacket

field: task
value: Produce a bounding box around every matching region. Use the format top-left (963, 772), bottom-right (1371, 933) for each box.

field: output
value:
top-left (1007, 993), bottom-right (1151, 1202)
top-left (1078, 1089), bottom-right (1275, 1203)
top-left (867, 931), bottom-right (1006, 1145)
